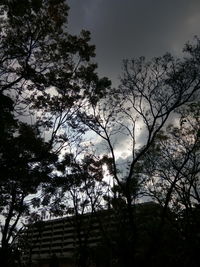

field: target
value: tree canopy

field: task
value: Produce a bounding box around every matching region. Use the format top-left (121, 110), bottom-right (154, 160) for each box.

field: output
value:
top-left (0, 0), bottom-right (110, 265)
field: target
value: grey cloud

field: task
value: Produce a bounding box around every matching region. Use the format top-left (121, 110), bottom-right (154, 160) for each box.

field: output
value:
top-left (68, 0), bottom-right (200, 86)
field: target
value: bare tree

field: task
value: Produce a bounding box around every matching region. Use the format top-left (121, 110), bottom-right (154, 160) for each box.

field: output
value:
top-left (77, 39), bottom-right (200, 265)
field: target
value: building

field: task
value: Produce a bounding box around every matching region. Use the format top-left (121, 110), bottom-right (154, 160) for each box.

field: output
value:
top-left (19, 202), bottom-right (163, 267)
top-left (20, 209), bottom-right (114, 267)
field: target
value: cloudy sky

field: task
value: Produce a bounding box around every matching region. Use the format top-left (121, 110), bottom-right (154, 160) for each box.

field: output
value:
top-left (68, 0), bottom-right (200, 86)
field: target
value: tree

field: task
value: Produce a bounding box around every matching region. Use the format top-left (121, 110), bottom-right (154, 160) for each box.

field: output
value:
top-left (142, 101), bottom-right (200, 266)
top-left (77, 39), bottom-right (200, 266)
top-left (0, 0), bottom-right (110, 265)
top-left (40, 153), bottom-right (109, 267)
top-left (0, 0), bottom-right (110, 150)
top-left (0, 94), bottom-right (57, 266)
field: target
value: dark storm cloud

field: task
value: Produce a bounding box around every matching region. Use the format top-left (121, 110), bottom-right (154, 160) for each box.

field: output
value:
top-left (68, 0), bottom-right (200, 85)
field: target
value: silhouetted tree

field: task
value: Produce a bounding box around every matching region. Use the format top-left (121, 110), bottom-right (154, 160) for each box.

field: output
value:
top-left (0, 0), bottom-right (110, 149)
top-left (0, 94), bottom-right (57, 266)
top-left (143, 100), bottom-right (200, 266)
top-left (41, 153), bottom-right (109, 267)
top-left (0, 0), bottom-right (110, 265)
top-left (78, 39), bottom-right (200, 266)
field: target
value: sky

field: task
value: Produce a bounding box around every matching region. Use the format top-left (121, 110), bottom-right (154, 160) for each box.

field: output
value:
top-left (66, 0), bottom-right (200, 165)
top-left (68, 0), bottom-right (200, 86)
